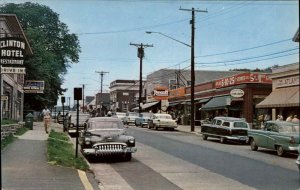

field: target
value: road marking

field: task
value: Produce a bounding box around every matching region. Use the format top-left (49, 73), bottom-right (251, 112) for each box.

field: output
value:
top-left (78, 170), bottom-right (94, 190)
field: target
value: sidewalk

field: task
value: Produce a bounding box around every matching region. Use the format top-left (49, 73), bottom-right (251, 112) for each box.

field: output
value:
top-left (176, 124), bottom-right (202, 135)
top-left (1, 121), bottom-right (100, 190)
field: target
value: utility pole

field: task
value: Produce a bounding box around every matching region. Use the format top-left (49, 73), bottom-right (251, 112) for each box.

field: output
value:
top-left (130, 43), bottom-right (153, 113)
top-left (79, 84), bottom-right (88, 113)
top-left (95, 71), bottom-right (109, 93)
top-left (180, 7), bottom-right (207, 132)
top-left (95, 71), bottom-right (109, 116)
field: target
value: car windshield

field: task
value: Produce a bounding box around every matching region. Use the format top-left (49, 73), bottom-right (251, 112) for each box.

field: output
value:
top-left (116, 113), bottom-right (126, 117)
top-left (141, 113), bottom-right (151, 118)
top-left (279, 124), bottom-right (299, 133)
top-left (129, 112), bottom-right (139, 117)
top-left (89, 120), bottom-right (124, 130)
top-left (158, 115), bottom-right (172, 119)
top-left (233, 122), bottom-right (248, 128)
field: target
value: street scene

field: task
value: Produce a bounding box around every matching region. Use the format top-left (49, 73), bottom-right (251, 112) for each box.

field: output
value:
top-left (1, 0), bottom-right (299, 190)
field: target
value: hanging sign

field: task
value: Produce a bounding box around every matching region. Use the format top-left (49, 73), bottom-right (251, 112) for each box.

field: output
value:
top-left (1, 66), bottom-right (26, 74)
top-left (0, 37), bottom-right (26, 65)
top-left (230, 89), bottom-right (244, 98)
top-left (24, 80), bottom-right (45, 93)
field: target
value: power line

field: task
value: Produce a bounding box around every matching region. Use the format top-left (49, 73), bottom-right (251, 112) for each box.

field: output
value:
top-left (197, 52), bottom-right (298, 68)
top-left (196, 47), bottom-right (298, 65)
top-left (76, 18), bottom-right (189, 35)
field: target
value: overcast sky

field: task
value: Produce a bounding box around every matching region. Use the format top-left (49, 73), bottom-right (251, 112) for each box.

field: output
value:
top-left (3, 0), bottom-right (299, 106)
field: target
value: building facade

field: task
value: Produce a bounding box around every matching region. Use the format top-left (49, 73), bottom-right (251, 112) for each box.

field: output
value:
top-left (109, 80), bottom-right (142, 112)
top-left (0, 14), bottom-right (33, 121)
top-left (257, 62), bottom-right (299, 120)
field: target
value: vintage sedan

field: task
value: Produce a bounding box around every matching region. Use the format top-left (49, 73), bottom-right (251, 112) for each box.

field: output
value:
top-left (248, 121), bottom-right (300, 156)
top-left (148, 113), bottom-right (177, 130)
top-left (67, 111), bottom-right (90, 136)
top-left (296, 145), bottom-right (300, 170)
top-left (79, 117), bottom-right (137, 161)
top-left (135, 112), bottom-right (152, 127)
top-left (201, 117), bottom-right (250, 144)
top-left (123, 112), bottom-right (139, 125)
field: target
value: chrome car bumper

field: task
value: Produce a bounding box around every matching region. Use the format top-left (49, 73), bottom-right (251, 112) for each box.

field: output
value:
top-left (226, 136), bottom-right (248, 141)
top-left (82, 142), bottom-right (137, 156)
top-left (156, 124), bottom-right (177, 128)
top-left (288, 146), bottom-right (299, 151)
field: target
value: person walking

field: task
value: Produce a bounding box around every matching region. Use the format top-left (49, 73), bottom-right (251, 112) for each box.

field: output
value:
top-left (44, 112), bottom-right (51, 133)
top-left (292, 115), bottom-right (299, 123)
top-left (286, 115), bottom-right (293, 122)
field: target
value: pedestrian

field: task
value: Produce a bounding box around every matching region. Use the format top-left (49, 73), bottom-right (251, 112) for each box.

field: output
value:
top-left (286, 115), bottom-right (293, 122)
top-left (276, 115), bottom-right (283, 121)
top-left (44, 112), bottom-right (51, 134)
top-left (292, 115), bottom-right (299, 123)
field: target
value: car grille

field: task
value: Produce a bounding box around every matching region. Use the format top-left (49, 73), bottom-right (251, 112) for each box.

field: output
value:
top-left (93, 143), bottom-right (127, 155)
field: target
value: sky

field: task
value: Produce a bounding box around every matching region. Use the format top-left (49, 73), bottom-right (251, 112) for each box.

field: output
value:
top-left (2, 0), bottom-right (299, 106)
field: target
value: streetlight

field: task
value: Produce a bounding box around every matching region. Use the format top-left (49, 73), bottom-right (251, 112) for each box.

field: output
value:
top-left (145, 31), bottom-right (191, 48)
top-left (146, 30), bottom-right (195, 131)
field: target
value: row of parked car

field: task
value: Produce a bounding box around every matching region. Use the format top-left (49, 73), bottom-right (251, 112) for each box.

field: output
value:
top-left (115, 112), bottom-right (178, 131)
top-left (200, 116), bottom-right (300, 170)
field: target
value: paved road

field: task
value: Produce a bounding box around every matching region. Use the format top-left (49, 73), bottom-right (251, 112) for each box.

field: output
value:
top-left (90, 126), bottom-right (300, 190)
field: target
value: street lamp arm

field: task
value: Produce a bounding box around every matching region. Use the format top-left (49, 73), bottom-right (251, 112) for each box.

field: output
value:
top-left (146, 31), bottom-right (191, 48)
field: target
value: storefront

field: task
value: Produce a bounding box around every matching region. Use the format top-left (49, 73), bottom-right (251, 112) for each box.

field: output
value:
top-left (256, 63), bottom-right (299, 120)
top-left (0, 14), bottom-right (33, 121)
top-left (169, 72), bottom-right (273, 128)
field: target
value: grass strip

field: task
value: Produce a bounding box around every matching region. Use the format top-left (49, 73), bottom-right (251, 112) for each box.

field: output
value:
top-left (47, 130), bottom-right (89, 171)
top-left (1, 127), bottom-right (29, 150)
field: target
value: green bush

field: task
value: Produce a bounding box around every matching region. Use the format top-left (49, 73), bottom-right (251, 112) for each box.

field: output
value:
top-left (1, 119), bottom-right (18, 125)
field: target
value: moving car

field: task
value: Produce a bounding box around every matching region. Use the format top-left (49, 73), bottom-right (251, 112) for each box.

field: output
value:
top-left (201, 117), bottom-right (250, 144)
top-left (79, 117), bottom-right (137, 161)
top-left (248, 121), bottom-right (300, 156)
top-left (148, 113), bottom-right (177, 130)
top-left (135, 112), bottom-right (152, 127)
top-left (123, 112), bottom-right (139, 125)
top-left (67, 111), bottom-right (90, 135)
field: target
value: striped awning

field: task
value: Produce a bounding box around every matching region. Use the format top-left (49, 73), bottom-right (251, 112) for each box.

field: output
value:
top-left (256, 86), bottom-right (299, 108)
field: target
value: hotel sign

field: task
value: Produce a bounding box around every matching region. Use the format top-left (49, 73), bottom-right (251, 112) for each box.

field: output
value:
top-left (0, 37), bottom-right (26, 65)
top-left (1, 66), bottom-right (26, 74)
top-left (215, 73), bottom-right (272, 89)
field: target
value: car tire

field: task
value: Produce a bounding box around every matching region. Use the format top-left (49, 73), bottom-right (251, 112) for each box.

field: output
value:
top-left (276, 145), bottom-right (284, 156)
top-left (220, 137), bottom-right (226, 144)
top-left (124, 153), bottom-right (132, 161)
top-left (250, 138), bottom-right (258, 151)
top-left (202, 134), bottom-right (207, 140)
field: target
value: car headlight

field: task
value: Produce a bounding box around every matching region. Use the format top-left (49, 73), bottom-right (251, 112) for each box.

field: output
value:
top-left (85, 137), bottom-right (91, 144)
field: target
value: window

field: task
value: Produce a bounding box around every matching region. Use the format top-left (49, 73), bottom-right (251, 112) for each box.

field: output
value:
top-left (216, 120), bottom-right (222, 126)
top-left (233, 122), bottom-right (248, 128)
top-left (222, 122), bottom-right (230, 127)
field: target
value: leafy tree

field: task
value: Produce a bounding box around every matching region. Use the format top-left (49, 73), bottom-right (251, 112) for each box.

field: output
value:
top-left (0, 2), bottom-right (81, 111)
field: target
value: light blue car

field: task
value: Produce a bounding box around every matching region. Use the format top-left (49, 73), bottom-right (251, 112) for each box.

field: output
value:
top-left (135, 112), bottom-right (152, 127)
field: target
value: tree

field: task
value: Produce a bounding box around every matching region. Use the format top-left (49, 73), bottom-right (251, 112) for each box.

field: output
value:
top-left (0, 2), bottom-right (81, 111)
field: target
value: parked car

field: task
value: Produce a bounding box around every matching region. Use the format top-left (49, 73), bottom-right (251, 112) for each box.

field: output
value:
top-left (296, 145), bottom-right (300, 170)
top-left (148, 113), bottom-right (177, 130)
top-left (79, 117), bottom-right (137, 161)
top-left (113, 112), bottom-right (126, 122)
top-left (201, 117), bottom-right (250, 144)
top-left (57, 111), bottom-right (69, 124)
top-left (123, 112), bottom-right (139, 125)
top-left (135, 112), bottom-right (152, 127)
top-left (67, 111), bottom-right (90, 135)
top-left (248, 121), bottom-right (300, 156)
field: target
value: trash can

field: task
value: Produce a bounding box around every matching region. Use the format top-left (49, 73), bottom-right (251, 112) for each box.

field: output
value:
top-left (25, 113), bottom-right (34, 130)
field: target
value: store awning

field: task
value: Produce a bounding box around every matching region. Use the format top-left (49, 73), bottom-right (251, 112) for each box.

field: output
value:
top-left (198, 98), bottom-right (211, 104)
top-left (256, 86), bottom-right (299, 108)
top-left (201, 95), bottom-right (231, 111)
top-left (142, 101), bottom-right (159, 109)
top-left (168, 102), bottom-right (180, 107)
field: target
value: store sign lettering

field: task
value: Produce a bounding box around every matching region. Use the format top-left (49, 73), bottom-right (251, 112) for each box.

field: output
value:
top-left (275, 76), bottom-right (299, 88)
top-left (215, 73), bottom-right (272, 88)
top-left (0, 37), bottom-right (26, 65)
top-left (230, 89), bottom-right (244, 98)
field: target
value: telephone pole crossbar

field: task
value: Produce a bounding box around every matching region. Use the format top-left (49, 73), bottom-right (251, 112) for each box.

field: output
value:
top-left (180, 7), bottom-right (207, 132)
top-left (130, 43), bottom-right (153, 113)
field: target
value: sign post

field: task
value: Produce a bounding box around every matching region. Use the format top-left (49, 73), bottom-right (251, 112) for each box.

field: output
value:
top-left (74, 87), bottom-right (82, 158)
